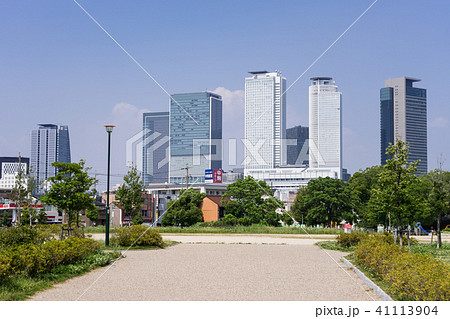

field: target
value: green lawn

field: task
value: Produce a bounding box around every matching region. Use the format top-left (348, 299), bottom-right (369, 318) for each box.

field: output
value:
top-left (410, 242), bottom-right (450, 264)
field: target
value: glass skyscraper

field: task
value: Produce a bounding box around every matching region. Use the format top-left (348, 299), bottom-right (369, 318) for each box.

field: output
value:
top-left (286, 125), bottom-right (309, 166)
top-left (380, 77), bottom-right (427, 174)
top-left (244, 71), bottom-right (286, 170)
top-left (31, 124), bottom-right (71, 188)
top-left (142, 112), bottom-right (169, 185)
top-left (169, 92), bottom-right (222, 184)
top-left (309, 77), bottom-right (342, 177)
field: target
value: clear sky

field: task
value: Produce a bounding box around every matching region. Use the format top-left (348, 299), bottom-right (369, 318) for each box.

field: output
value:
top-left (1, 0), bottom-right (449, 190)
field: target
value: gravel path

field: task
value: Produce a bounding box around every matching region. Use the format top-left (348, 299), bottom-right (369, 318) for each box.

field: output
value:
top-left (31, 236), bottom-right (380, 301)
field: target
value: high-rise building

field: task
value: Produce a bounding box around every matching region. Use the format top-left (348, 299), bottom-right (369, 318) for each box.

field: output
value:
top-left (286, 125), bottom-right (309, 166)
top-left (244, 71), bottom-right (286, 170)
top-left (169, 92), bottom-right (222, 183)
top-left (309, 77), bottom-right (342, 177)
top-left (142, 112), bottom-right (169, 185)
top-left (31, 124), bottom-right (71, 187)
top-left (0, 157), bottom-right (29, 190)
top-left (380, 77), bottom-right (427, 174)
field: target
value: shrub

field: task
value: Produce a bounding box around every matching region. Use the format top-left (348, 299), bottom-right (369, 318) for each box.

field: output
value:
top-left (110, 225), bottom-right (164, 247)
top-left (0, 237), bottom-right (100, 281)
top-left (336, 233), bottom-right (368, 248)
top-left (0, 226), bottom-right (52, 247)
top-left (355, 235), bottom-right (450, 301)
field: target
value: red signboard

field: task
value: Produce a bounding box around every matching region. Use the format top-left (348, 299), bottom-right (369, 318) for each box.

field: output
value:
top-left (213, 169), bottom-right (222, 183)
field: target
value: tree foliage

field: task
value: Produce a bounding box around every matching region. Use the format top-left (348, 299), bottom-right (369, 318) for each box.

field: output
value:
top-left (115, 166), bottom-right (144, 223)
top-left (221, 176), bottom-right (283, 226)
top-left (421, 168), bottom-right (450, 247)
top-left (347, 166), bottom-right (383, 227)
top-left (85, 205), bottom-right (100, 224)
top-left (10, 164), bottom-right (40, 225)
top-left (291, 177), bottom-right (354, 226)
top-left (40, 160), bottom-right (96, 229)
top-left (20, 206), bottom-right (47, 226)
top-left (161, 189), bottom-right (205, 227)
top-left (370, 140), bottom-right (424, 231)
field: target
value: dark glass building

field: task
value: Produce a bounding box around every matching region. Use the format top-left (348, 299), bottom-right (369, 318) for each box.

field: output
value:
top-left (169, 92), bottom-right (222, 183)
top-left (31, 124), bottom-right (71, 188)
top-left (142, 112), bottom-right (169, 185)
top-left (380, 77), bottom-right (427, 174)
top-left (286, 125), bottom-right (309, 166)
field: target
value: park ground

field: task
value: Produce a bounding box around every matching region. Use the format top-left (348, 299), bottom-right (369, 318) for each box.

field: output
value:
top-left (30, 233), bottom-right (384, 301)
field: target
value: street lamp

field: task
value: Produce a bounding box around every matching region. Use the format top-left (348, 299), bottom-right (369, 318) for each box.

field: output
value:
top-left (104, 124), bottom-right (115, 247)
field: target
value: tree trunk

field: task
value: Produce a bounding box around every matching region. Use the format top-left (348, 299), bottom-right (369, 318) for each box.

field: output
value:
top-left (430, 229), bottom-right (434, 247)
top-left (399, 227), bottom-right (403, 246)
top-left (437, 212), bottom-right (442, 249)
top-left (388, 212), bottom-right (391, 231)
top-left (407, 226), bottom-right (411, 251)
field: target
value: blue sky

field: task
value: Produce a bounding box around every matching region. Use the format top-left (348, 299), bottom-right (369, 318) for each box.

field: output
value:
top-left (1, 0), bottom-right (449, 189)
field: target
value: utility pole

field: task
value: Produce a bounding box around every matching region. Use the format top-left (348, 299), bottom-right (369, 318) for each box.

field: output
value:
top-left (18, 153), bottom-right (22, 225)
top-left (182, 164), bottom-right (190, 189)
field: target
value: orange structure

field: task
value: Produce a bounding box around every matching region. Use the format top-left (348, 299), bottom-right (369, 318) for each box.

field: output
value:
top-left (201, 195), bottom-right (227, 222)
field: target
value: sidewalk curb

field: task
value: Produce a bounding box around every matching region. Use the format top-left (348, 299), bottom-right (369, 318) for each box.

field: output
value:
top-left (342, 257), bottom-right (393, 301)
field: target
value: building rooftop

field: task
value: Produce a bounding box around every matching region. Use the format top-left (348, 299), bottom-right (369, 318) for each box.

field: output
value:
top-left (248, 71), bottom-right (269, 74)
top-left (310, 77), bottom-right (333, 81)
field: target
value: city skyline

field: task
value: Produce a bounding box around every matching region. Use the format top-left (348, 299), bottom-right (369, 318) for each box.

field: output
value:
top-left (1, 1), bottom-right (449, 189)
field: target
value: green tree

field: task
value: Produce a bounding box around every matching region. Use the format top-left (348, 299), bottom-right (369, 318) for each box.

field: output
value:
top-left (115, 166), bottom-right (144, 224)
top-left (422, 167), bottom-right (450, 248)
top-left (85, 205), bottom-right (100, 225)
top-left (20, 206), bottom-right (47, 225)
top-left (10, 162), bottom-right (40, 225)
top-left (0, 212), bottom-right (11, 227)
top-left (221, 176), bottom-right (283, 226)
top-left (347, 165), bottom-right (383, 228)
top-left (371, 140), bottom-right (423, 245)
top-left (161, 189), bottom-right (205, 227)
top-left (41, 160), bottom-right (97, 232)
top-left (291, 177), bottom-right (354, 227)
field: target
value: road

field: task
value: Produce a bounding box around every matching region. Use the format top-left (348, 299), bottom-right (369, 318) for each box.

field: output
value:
top-left (30, 234), bottom-right (381, 301)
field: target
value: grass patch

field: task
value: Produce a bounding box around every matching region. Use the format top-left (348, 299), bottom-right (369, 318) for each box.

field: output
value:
top-left (84, 226), bottom-right (118, 234)
top-left (157, 225), bottom-right (347, 235)
top-left (0, 250), bottom-right (121, 301)
top-left (316, 240), bottom-right (354, 252)
top-left (410, 242), bottom-right (450, 264)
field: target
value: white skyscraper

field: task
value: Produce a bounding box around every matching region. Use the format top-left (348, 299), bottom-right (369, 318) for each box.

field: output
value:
top-left (244, 71), bottom-right (286, 170)
top-left (309, 77), bottom-right (342, 177)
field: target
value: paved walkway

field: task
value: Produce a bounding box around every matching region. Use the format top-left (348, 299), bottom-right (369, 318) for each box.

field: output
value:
top-left (31, 235), bottom-right (380, 301)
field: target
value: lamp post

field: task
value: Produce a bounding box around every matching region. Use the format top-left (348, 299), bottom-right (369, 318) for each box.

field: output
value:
top-left (104, 124), bottom-right (115, 247)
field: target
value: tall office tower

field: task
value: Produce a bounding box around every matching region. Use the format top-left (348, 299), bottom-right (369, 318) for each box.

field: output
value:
top-left (169, 92), bottom-right (222, 183)
top-left (142, 112), bottom-right (169, 186)
top-left (244, 71), bottom-right (286, 170)
top-left (286, 125), bottom-right (309, 166)
top-left (380, 77), bottom-right (427, 174)
top-left (309, 77), bottom-right (342, 177)
top-left (31, 124), bottom-right (71, 187)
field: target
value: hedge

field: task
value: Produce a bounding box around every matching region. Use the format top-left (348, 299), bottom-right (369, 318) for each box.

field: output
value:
top-left (110, 225), bottom-right (164, 247)
top-left (0, 237), bottom-right (100, 281)
top-left (0, 226), bottom-right (52, 247)
top-left (355, 235), bottom-right (450, 301)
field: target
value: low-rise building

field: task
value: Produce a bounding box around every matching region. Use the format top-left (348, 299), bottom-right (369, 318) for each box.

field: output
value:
top-left (146, 183), bottom-right (230, 224)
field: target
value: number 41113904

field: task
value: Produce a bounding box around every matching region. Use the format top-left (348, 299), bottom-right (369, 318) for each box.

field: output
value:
top-left (376, 306), bottom-right (438, 316)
